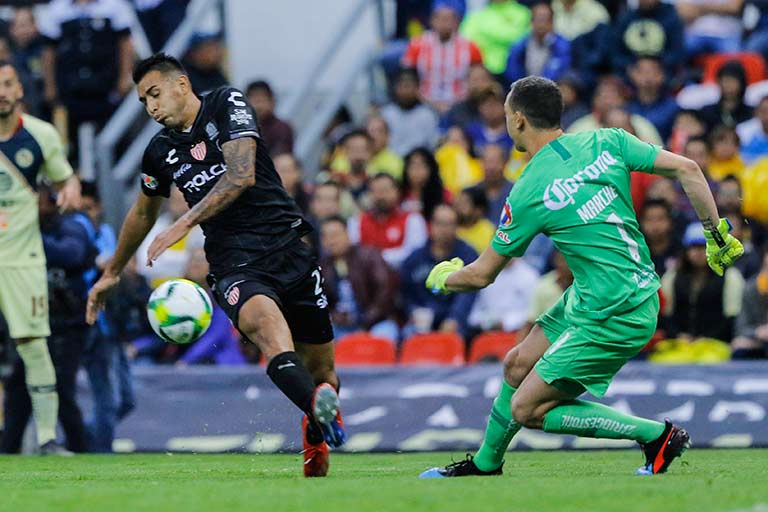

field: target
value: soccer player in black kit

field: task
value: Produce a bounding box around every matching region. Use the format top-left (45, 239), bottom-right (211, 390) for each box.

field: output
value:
top-left (86, 54), bottom-right (345, 477)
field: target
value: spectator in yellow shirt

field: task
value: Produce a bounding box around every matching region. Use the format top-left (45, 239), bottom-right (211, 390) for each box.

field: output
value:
top-left (435, 125), bottom-right (484, 195)
top-left (455, 186), bottom-right (495, 254)
top-left (741, 157), bottom-right (768, 224)
top-left (709, 125), bottom-right (745, 181)
top-left (367, 116), bottom-right (404, 180)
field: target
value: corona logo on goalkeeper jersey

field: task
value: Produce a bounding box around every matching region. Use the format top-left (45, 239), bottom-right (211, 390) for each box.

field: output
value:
top-left (542, 151), bottom-right (617, 211)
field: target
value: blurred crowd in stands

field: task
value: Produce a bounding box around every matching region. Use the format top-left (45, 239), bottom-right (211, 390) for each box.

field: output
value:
top-left (2, 0), bottom-right (768, 377)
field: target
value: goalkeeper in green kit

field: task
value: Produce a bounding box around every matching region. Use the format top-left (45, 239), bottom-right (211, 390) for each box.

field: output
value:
top-left (419, 76), bottom-right (744, 478)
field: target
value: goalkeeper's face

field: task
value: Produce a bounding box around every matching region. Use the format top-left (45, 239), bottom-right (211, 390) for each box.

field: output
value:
top-left (0, 64), bottom-right (22, 118)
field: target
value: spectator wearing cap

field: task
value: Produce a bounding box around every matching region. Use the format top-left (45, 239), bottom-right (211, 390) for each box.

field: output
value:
top-left (568, 77), bottom-right (663, 145)
top-left (736, 95), bottom-right (768, 164)
top-left (465, 83), bottom-right (514, 154)
top-left (552, 0), bottom-right (610, 41)
top-left (627, 57), bottom-right (679, 142)
top-left (732, 252), bottom-right (768, 359)
top-left (319, 217), bottom-right (399, 342)
top-left (661, 222), bottom-right (744, 343)
top-left (401, 0), bottom-right (483, 113)
top-left (504, 2), bottom-right (571, 85)
top-left (348, 173), bottom-right (428, 269)
top-left (381, 68), bottom-right (440, 156)
top-left (459, 0), bottom-right (530, 75)
top-left (699, 61), bottom-right (752, 131)
top-left (677, 0), bottom-right (743, 60)
top-left (455, 187), bottom-right (495, 255)
top-left (611, 0), bottom-right (685, 78)
top-left (246, 80), bottom-right (294, 157)
top-left (440, 64), bottom-right (494, 132)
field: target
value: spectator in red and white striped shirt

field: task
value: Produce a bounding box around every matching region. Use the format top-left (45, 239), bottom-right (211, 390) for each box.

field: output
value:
top-left (401, 0), bottom-right (483, 114)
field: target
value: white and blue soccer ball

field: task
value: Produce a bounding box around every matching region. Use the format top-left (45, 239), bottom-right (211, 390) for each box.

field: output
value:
top-left (147, 279), bottom-right (213, 344)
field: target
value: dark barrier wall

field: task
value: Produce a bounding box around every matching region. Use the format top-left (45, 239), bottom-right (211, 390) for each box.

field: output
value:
top-left (98, 362), bottom-right (768, 453)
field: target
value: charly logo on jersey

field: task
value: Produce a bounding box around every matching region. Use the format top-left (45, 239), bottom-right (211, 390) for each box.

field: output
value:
top-left (14, 148), bottom-right (34, 168)
top-left (141, 173), bottom-right (159, 190)
top-left (190, 141), bottom-right (207, 161)
top-left (542, 151), bottom-right (617, 210)
top-left (181, 163), bottom-right (227, 193)
top-left (499, 200), bottom-right (513, 226)
top-left (166, 148), bottom-right (179, 164)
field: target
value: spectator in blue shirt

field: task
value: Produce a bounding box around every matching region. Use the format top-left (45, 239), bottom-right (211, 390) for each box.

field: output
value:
top-left (611, 0), bottom-right (684, 78)
top-left (504, 2), bottom-right (571, 84)
top-left (627, 57), bottom-right (678, 142)
top-left (400, 204), bottom-right (478, 340)
top-left (465, 84), bottom-right (514, 155)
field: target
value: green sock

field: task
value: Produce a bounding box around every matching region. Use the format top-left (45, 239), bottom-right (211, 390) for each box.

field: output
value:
top-left (542, 399), bottom-right (665, 443)
top-left (473, 381), bottom-right (521, 472)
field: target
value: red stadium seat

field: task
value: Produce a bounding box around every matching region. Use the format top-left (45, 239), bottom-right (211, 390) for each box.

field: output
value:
top-left (335, 332), bottom-right (396, 365)
top-left (700, 52), bottom-right (766, 85)
top-left (399, 332), bottom-right (465, 365)
top-left (468, 331), bottom-right (518, 363)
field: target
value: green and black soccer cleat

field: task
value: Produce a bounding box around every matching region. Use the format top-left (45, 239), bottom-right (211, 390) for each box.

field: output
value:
top-left (636, 420), bottom-right (691, 475)
top-left (419, 454), bottom-right (503, 478)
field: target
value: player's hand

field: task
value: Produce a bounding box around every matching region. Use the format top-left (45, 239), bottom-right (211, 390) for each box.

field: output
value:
top-left (86, 273), bottom-right (121, 325)
top-left (56, 176), bottom-right (81, 212)
top-left (425, 257), bottom-right (464, 295)
top-left (146, 219), bottom-right (192, 267)
top-left (704, 218), bottom-right (744, 276)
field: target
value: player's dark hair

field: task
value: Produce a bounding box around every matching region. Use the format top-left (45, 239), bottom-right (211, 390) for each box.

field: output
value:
top-left (132, 52), bottom-right (186, 84)
top-left (246, 80), bottom-right (273, 98)
top-left (403, 147), bottom-right (444, 220)
top-left (640, 198), bottom-right (672, 219)
top-left (80, 181), bottom-right (100, 202)
top-left (340, 128), bottom-right (373, 146)
top-left (461, 186), bottom-right (489, 214)
top-left (507, 76), bottom-right (563, 130)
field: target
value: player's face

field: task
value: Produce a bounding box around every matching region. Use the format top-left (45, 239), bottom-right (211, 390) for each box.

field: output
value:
top-left (138, 70), bottom-right (188, 129)
top-left (0, 65), bottom-right (23, 118)
top-left (504, 96), bottom-right (524, 151)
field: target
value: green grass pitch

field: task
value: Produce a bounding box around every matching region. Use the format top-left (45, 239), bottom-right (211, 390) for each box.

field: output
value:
top-left (1, 450), bottom-right (765, 512)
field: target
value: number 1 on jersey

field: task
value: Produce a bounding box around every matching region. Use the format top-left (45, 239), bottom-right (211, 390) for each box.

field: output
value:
top-left (607, 213), bottom-right (641, 262)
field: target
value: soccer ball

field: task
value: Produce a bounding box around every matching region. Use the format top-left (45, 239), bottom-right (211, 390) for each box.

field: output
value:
top-left (147, 279), bottom-right (213, 344)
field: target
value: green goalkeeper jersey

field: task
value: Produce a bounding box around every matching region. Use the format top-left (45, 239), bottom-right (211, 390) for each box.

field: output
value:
top-left (0, 114), bottom-right (73, 267)
top-left (491, 128), bottom-right (661, 320)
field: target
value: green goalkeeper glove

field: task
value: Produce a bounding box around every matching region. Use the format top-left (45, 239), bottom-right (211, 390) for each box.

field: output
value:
top-left (425, 257), bottom-right (464, 294)
top-left (703, 218), bottom-right (744, 277)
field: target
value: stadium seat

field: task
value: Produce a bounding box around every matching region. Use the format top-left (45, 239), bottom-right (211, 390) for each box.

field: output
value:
top-left (468, 331), bottom-right (518, 363)
top-left (700, 52), bottom-right (766, 85)
top-left (335, 332), bottom-right (396, 365)
top-left (399, 332), bottom-right (465, 365)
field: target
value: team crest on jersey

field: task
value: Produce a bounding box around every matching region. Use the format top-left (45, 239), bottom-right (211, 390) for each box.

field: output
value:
top-left (14, 148), bottom-right (34, 168)
top-left (190, 141), bottom-right (207, 161)
top-left (141, 173), bottom-right (158, 190)
top-left (499, 200), bottom-right (513, 226)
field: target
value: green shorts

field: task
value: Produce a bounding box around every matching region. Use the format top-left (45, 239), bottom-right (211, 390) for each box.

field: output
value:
top-left (0, 265), bottom-right (50, 339)
top-left (534, 288), bottom-right (659, 398)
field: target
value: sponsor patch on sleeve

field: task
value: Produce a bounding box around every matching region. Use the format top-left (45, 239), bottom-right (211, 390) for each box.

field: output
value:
top-left (141, 173), bottom-right (158, 190)
top-left (495, 230), bottom-right (510, 244)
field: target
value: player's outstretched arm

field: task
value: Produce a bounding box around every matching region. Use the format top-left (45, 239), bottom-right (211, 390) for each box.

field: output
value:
top-left (86, 193), bottom-right (163, 324)
top-left (145, 137), bottom-right (256, 264)
top-left (652, 150), bottom-right (744, 275)
top-left (427, 247), bottom-right (510, 294)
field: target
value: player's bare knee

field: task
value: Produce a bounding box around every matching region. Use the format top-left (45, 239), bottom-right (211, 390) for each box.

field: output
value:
top-left (503, 348), bottom-right (531, 388)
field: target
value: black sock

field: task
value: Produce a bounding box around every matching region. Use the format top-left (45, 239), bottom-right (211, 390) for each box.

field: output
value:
top-left (266, 351), bottom-right (316, 416)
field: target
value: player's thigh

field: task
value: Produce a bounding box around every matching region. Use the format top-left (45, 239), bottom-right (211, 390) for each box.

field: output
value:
top-left (0, 266), bottom-right (51, 342)
top-left (236, 294), bottom-right (295, 361)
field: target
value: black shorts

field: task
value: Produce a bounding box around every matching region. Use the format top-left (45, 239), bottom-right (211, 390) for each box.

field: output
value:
top-left (207, 241), bottom-right (334, 345)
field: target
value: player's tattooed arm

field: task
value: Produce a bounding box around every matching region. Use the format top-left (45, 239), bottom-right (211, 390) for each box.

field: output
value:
top-left (180, 137), bottom-right (257, 227)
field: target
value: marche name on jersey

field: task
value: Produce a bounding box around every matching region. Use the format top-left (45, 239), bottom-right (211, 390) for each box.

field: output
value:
top-left (542, 150), bottom-right (620, 224)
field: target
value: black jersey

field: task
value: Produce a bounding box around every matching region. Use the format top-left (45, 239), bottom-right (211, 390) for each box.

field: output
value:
top-left (139, 86), bottom-right (310, 273)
